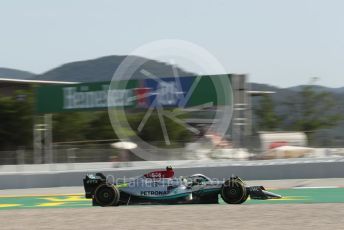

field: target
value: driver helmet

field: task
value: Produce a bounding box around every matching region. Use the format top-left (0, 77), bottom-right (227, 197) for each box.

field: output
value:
top-left (166, 165), bottom-right (173, 171)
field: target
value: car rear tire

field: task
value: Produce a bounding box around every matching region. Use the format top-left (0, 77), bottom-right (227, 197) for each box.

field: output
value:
top-left (221, 178), bottom-right (247, 204)
top-left (94, 184), bottom-right (120, 207)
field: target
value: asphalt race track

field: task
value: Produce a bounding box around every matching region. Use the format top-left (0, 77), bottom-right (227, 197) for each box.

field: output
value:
top-left (0, 187), bottom-right (344, 209)
top-left (1, 179), bottom-right (344, 229)
top-left (1, 202), bottom-right (344, 230)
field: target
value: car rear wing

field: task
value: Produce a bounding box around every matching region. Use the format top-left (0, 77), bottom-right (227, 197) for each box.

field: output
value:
top-left (83, 173), bottom-right (106, 198)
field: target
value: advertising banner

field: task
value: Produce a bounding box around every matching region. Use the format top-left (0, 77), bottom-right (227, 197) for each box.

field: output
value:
top-left (35, 74), bottom-right (232, 113)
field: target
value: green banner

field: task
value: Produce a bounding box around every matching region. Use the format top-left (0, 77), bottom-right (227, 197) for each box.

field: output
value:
top-left (35, 75), bottom-right (232, 114)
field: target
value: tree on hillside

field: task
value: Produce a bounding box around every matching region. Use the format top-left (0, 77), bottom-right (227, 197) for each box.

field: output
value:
top-left (84, 112), bottom-right (118, 140)
top-left (284, 84), bottom-right (342, 143)
top-left (52, 112), bottom-right (91, 142)
top-left (0, 90), bottom-right (34, 150)
top-left (127, 112), bottom-right (192, 147)
top-left (255, 94), bottom-right (282, 131)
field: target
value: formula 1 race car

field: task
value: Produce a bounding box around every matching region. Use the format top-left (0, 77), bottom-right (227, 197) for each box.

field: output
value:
top-left (83, 169), bottom-right (282, 206)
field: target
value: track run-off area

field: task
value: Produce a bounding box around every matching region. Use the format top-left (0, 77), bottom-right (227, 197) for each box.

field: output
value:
top-left (0, 187), bottom-right (344, 210)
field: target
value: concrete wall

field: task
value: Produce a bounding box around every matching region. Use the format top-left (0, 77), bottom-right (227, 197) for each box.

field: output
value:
top-left (1, 159), bottom-right (344, 189)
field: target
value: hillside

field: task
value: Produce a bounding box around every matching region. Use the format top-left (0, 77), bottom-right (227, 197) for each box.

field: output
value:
top-left (287, 85), bottom-right (344, 94)
top-left (250, 82), bottom-right (344, 146)
top-left (0, 68), bottom-right (35, 79)
top-left (1, 55), bottom-right (343, 146)
top-left (35, 55), bottom-right (194, 82)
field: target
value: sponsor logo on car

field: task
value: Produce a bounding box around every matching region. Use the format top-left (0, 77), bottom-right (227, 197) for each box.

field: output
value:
top-left (140, 191), bottom-right (169, 196)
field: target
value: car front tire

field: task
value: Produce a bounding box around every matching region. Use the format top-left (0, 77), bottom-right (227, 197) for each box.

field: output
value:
top-left (221, 178), bottom-right (248, 204)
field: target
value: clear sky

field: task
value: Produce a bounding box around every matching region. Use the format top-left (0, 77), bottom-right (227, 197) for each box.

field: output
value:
top-left (0, 0), bottom-right (343, 87)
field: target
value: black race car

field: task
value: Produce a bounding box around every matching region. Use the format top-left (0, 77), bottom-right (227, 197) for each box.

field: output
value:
top-left (83, 169), bottom-right (281, 206)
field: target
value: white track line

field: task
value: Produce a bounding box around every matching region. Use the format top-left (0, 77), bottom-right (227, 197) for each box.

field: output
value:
top-left (292, 186), bottom-right (340, 189)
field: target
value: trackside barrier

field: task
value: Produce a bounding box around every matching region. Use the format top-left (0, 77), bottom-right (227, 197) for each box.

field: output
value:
top-left (1, 158), bottom-right (344, 189)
